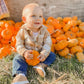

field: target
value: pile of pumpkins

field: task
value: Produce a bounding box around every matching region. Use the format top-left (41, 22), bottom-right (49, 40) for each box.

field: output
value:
top-left (0, 20), bottom-right (24, 59)
top-left (43, 16), bottom-right (84, 62)
top-left (0, 16), bottom-right (84, 63)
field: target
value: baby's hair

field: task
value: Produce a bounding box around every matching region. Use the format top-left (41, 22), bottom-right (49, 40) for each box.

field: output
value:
top-left (22, 3), bottom-right (40, 16)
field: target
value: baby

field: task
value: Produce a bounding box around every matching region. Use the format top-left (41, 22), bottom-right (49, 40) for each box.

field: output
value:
top-left (12, 3), bottom-right (56, 84)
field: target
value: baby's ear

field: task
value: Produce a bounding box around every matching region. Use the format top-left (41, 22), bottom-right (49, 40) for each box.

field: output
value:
top-left (22, 16), bottom-right (26, 22)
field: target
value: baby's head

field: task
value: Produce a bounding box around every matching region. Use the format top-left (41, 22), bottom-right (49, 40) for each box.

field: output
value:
top-left (22, 3), bottom-right (43, 29)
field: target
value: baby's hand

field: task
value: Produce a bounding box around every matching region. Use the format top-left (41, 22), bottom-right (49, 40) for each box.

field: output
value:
top-left (38, 53), bottom-right (46, 62)
top-left (23, 50), bottom-right (33, 60)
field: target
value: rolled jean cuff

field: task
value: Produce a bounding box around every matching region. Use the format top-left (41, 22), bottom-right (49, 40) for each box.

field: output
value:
top-left (12, 71), bottom-right (28, 77)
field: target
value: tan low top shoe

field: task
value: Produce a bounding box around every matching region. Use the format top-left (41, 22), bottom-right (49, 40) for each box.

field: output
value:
top-left (11, 74), bottom-right (29, 84)
top-left (33, 63), bottom-right (47, 77)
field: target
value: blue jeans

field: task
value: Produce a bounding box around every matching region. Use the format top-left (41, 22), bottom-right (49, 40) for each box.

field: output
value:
top-left (12, 52), bottom-right (56, 77)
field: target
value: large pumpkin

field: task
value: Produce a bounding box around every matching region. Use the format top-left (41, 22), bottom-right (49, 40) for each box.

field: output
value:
top-left (25, 50), bottom-right (40, 66)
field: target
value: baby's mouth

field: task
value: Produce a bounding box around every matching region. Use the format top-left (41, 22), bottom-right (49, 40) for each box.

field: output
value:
top-left (34, 22), bottom-right (40, 24)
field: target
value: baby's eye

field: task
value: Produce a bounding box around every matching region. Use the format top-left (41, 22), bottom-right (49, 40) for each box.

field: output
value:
top-left (39, 16), bottom-right (42, 18)
top-left (31, 15), bottom-right (36, 17)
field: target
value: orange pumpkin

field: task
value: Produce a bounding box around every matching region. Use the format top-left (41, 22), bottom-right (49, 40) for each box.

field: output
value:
top-left (1, 39), bottom-right (10, 44)
top-left (57, 17), bottom-right (63, 23)
top-left (65, 31), bottom-right (76, 39)
top-left (79, 22), bottom-right (84, 32)
top-left (70, 46), bottom-right (83, 54)
top-left (56, 34), bottom-right (67, 42)
top-left (0, 46), bottom-right (11, 59)
top-left (67, 38), bottom-right (78, 47)
top-left (72, 16), bottom-right (78, 21)
top-left (60, 22), bottom-right (66, 28)
top-left (63, 24), bottom-right (71, 32)
top-left (64, 53), bottom-right (74, 59)
top-left (15, 22), bottom-right (23, 31)
top-left (76, 52), bottom-right (84, 62)
top-left (25, 50), bottom-right (40, 66)
top-left (68, 20), bottom-right (77, 26)
top-left (43, 17), bottom-right (46, 24)
top-left (63, 17), bottom-right (71, 23)
top-left (46, 18), bottom-right (61, 30)
top-left (54, 40), bottom-right (68, 50)
top-left (51, 29), bottom-right (63, 38)
top-left (76, 32), bottom-right (84, 38)
top-left (51, 44), bottom-right (55, 52)
top-left (70, 26), bottom-right (79, 33)
top-left (44, 24), bottom-right (54, 34)
top-left (58, 48), bottom-right (69, 57)
top-left (78, 39), bottom-right (84, 48)
top-left (1, 29), bottom-right (13, 40)
top-left (11, 36), bottom-right (16, 47)
top-left (6, 20), bottom-right (15, 26)
top-left (46, 17), bottom-right (55, 25)
top-left (0, 43), bottom-right (2, 48)
top-left (76, 20), bottom-right (82, 25)
top-left (51, 38), bottom-right (56, 44)
top-left (0, 21), bottom-right (6, 28)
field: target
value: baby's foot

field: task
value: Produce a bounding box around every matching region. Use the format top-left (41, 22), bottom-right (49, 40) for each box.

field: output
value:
top-left (11, 74), bottom-right (29, 84)
top-left (33, 63), bottom-right (47, 77)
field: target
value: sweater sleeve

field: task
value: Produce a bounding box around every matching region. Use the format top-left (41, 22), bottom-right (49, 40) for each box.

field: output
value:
top-left (15, 29), bottom-right (27, 56)
top-left (40, 29), bottom-right (52, 58)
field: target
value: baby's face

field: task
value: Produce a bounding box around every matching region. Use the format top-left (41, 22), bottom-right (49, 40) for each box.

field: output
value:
top-left (25, 7), bottom-right (43, 29)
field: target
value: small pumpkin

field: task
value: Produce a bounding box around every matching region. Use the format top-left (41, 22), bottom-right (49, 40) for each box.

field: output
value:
top-left (68, 20), bottom-right (77, 26)
top-left (58, 47), bottom-right (69, 57)
top-left (72, 16), bottom-right (78, 21)
top-left (51, 38), bottom-right (56, 44)
top-left (1, 39), bottom-right (10, 44)
top-left (56, 17), bottom-right (63, 23)
top-left (11, 36), bottom-right (16, 47)
top-left (51, 29), bottom-right (63, 38)
top-left (70, 46), bottom-right (83, 54)
top-left (65, 31), bottom-right (76, 39)
top-left (51, 44), bottom-right (55, 52)
top-left (79, 22), bottom-right (84, 32)
top-left (76, 52), bottom-right (84, 63)
top-left (1, 29), bottom-right (13, 40)
top-left (6, 20), bottom-right (15, 26)
top-left (0, 43), bottom-right (2, 48)
top-left (64, 53), bottom-right (74, 59)
top-left (63, 17), bottom-right (71, 23)
top-left (54, 40), bottom-right (68, 50)
top-left (76, 32), bottom-right (84, 38)
top-left (70, 26), bottom-right (79, 33)
top-left (56, 34), bottom-right (67, 42)
top-left (43, 17), bottom-right (46, 24)
top-left (78, 39), bottom-right (84, 48)
top-left (67, 38), bottom-right (78, 47)
top-left (44, 24), bottom-right (54, 34)
top-left (0, 46), bottom-right (11, 59)
top-left (76, 20), bottom-right (82, 25)
top-left (25, 50), bottom-right (40, 66)
top-left (63, 24), bottom-right (71, 32)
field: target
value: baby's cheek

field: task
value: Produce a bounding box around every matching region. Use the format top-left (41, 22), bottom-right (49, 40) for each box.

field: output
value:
top-left (29, 20), bottom-right (34, 24)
